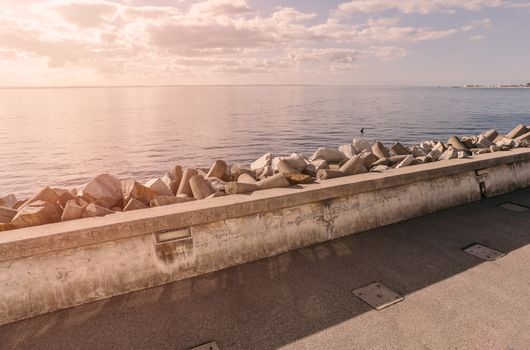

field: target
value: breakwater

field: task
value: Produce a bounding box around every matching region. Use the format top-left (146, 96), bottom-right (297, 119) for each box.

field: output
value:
top-left (0, 124), bottom-right (530, 325)
top-left (1, 124), bottom-right (529, 232)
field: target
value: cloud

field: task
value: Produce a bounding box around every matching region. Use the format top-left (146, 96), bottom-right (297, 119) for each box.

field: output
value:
top-left (270, 7), bottom-right (317, 22)
top-left (189, 0), bottom-right (254, 17)
top-left (506, 1), bottom-right (530, 7)
top-left (0, 0), bottom-right (514, 84)
top-left (355, 22), bottom-right (459, 43)
top-left (336, 0), bottom-right (519, 15)
top-left (51, 1), bottom-right (117, 28)
top-left (149, 22), bottom-right (274, 54)
top-left (469, 35), bottom-right (485, 41)
top-left (0, 26), bottom-right (86, 67)
top-left (461, 18), bottom-right (492, 31)
top-left (166, 46), bottom-right (406, 75)
top-left (0, 49), bottom-right (18, 61)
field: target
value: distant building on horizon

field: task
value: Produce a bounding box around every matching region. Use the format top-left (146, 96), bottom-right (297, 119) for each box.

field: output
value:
top-left (464, 82), bottom-right (530, 88)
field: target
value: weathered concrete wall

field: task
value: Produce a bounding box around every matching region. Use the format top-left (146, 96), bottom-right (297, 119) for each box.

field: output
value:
top-left (1, 149), bottom-right (529, 325)
top-left (485, 160), bottom-right (530, 197)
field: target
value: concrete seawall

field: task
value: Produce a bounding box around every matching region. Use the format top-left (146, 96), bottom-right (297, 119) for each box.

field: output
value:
top-left (1, 149), bottom-right (530, 325)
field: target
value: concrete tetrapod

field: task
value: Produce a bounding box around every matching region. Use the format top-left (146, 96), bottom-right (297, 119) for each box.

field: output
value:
top-left (225, 182), bottom-right (259, 195)
top-left (352, 138), bottom-right (371, 153)
top-left (309, 147), bottom-right (347, 163)
top-left (189, 175), bottom-right (215, 200)
top-left (506, 124), bottom-right (529, 139)
top-left (276, 159), bottom-right (299, 174)
top-left (284, 173), bottom-right (314, 185)
top-left (22, 187), bottom-right (61, 210)
top-left (230, 165), bottom-right (255, 182)
top-left (419, 141), bottom-right (434, 153)
top-left (237, 173), bottom-right (257, 184)
top-left (339, 155), bottom-right (367, 175)
top-left (303, 160), bottom-right (329, 177)
top-left (476, 135), bottom-right (492, 148)
top-left (206, 160), bottom-right (228, 180)
top-left (395, 155), bottom-right (415, 168)
top-left (57, 192), bottom-right (76, 208)
top-left (0, 194), bottom-right (17, 209)
top-left (359, 151), bottom-right (378, 168)
top-left (162, 165), bottom-right (183, 195)
top-left (390, 142), bottom-right (411, 155)
top-left (388, 155), bottom-right (408, 165)
top-left (515, 131), bottom-right (530, 142)
top-left (256, 173), bottom-right (290, 190)
top-left (372, 158), bottom-right (391, 167)
top-left (61, 200), bottom-right (85, 221)
top-left (432, 142), bottom-right (447, 154)
top-left (84, 203), bottom-right (114, 218)
top-left (251, 153), bottom-right (272, 171)
top-left (177, 169), bottom-right (199, 197)
top-left (12, 200), bottom-right (60, 228)
top-left (317, 169), bottom-right (347, 180)
top-left (278, 154), bottom-right (307, 173)
top-left (0, 207), bottom-right (17, 223)
top-left (448, 136), bottom-right (468, 151)
top-left (339, 144), bottom-right (356, 158)
top-left (483, 129), bottom-right (499, 142)
top-left (121, 180), bottom-right (157, 206)
top-left (82, 174), bottom-right (123, 208)
top-left (372, 141), bottom-right (390, 159)
top-left (123, 198), bottom-right (148, 212)
top-left (145, 178), bottom-right (173, 197)
top-left (410, 145), bottom-right (427, 157)
top-left (440, 147), bottom-right (459, 160)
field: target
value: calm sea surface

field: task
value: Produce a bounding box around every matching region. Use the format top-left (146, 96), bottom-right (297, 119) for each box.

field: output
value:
top-left (1, 86), bottom-right (529, 197)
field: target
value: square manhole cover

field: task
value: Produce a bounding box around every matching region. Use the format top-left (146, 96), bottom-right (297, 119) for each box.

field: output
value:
top-left (353, 282), bottom-right (404, 310)
top-left (499, 202), bottom-right (529, 212)
top-left (463, 244), bottom-right (505, 261)
top-left (189, 341), bottom-right (219, 350)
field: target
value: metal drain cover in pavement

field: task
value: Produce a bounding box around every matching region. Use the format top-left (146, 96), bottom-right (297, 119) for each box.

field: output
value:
top-left (464, 244), bottom-right (505, 261)
top-left (189, 341), bottom-right (219, 350)
top-left (353, 282), bottom-right (404, 310)
top-left (499, 202), bottom-right (529, 212)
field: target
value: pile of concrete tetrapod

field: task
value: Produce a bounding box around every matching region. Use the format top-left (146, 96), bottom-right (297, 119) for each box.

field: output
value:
top-left (1, 124), bottom-right (529, 232)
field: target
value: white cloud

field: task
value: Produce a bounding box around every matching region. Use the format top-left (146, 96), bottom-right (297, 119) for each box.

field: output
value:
top-left (461, 18), bottom-right (492, 31)
top-left (336, 0), bottom-right (519, 15)
top-left (189, 0), bottom-right (254, 17)
top-left (51, 1), bottom-right (117, 27)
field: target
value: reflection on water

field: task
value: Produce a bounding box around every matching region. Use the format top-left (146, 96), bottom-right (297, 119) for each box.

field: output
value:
top-left (1, 86), bottom-right (529, 196)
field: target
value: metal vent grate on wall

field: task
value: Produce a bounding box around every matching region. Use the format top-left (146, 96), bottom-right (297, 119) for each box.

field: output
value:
top-left (153, 227), bottom-right (191, 244)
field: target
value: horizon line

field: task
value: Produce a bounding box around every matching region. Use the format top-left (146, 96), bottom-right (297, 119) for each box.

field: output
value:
top-left (0, 84), bottom-right (457, 90)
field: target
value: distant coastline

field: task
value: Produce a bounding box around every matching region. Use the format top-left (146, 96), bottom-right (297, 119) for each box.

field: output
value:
top-left (461, 83), bottom-right (530, 88)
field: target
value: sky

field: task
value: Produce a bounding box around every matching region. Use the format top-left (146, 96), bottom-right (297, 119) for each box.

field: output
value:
top-left (0, 0), bottom-right (529, 86)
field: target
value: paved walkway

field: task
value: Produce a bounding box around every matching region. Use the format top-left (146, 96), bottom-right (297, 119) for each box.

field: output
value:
top-left (1, 188), bottom-right (529, 350)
